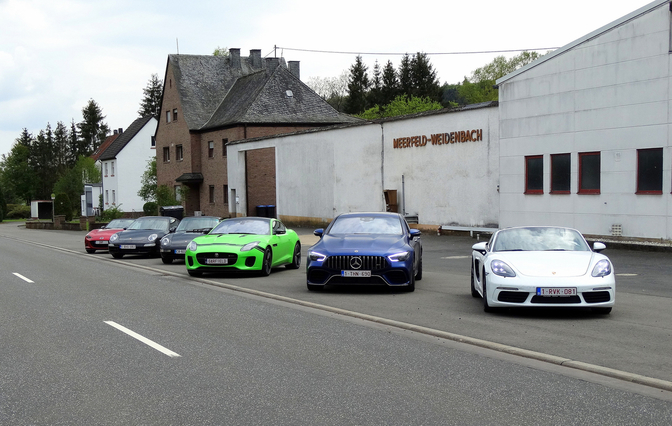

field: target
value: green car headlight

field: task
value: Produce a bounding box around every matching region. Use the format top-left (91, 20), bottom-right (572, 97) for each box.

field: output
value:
top-left (241, 241), bottom-right (261, 252)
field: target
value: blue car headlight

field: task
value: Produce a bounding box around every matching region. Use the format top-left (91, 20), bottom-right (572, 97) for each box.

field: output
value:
top-left (592, 259), bottom-right (612, 277)
top-left (241, 241), bottom-right (260, 252)
top-left (491, 260), bottom-right (516, 277)
top-left (188, 241), bottom-right (197, 251)
top-left (308, 251), bottom-right (326, 261)
top-left (388, 251), bottom-right (410, 262)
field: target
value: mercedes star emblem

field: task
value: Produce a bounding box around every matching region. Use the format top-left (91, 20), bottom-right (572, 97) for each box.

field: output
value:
top-left (350, 256), bottom-right (363, 270)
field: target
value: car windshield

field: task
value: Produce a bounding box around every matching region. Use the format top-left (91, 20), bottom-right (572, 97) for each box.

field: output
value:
top-left (127, 218), bottom-right (171, 232)
top-left (106, 218), bottom-right (135, 229)
top-left (328, 215), bottom-right (403, 235)
top-left (176, 217), bottom-right (220, 232)
top-left (210, 218), bottom-right (270, 235)
top-left (492, 227), bottom-right (590, 252)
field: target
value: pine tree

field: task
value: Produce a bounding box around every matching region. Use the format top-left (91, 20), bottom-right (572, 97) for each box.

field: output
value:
top-left (398, 54), bottom-right (413, 97)
top-left (411, 52), bottom-right (440, 101)
top-left (138, 74), bottom-right (163, 119)
top-left (78, 99), bottom-right (109, 156)
top-left (344, 55), bottom-right (370, 115)
top-left (367, 60), bottom-right (383, 107)
top-left (381, 60), bottom-right (399, 106)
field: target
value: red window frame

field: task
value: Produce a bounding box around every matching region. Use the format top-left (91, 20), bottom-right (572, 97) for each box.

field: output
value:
top-left (525, 155), bottom-right (544, 194)
top-left (578, 152), bottom-right (600, 194)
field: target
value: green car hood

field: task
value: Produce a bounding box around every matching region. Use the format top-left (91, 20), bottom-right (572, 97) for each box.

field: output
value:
top-left (191, 233), bottom-right (271, 249)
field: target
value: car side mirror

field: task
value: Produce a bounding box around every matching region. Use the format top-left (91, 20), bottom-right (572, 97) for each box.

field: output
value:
top-left (314, 229), bottom-right (324, 238)
top-left (593, 242), bottom-right (606, 252)
top-left (202, 228), bottom-right (213, 234)
top-left (169, 227), bottom-right (177, 233)
top-left (410, 229), bottom-right (421, 238)
top-left (472, 241), bottom-right (488, 254)
top-left (275, 229), bottom-right (286, 235)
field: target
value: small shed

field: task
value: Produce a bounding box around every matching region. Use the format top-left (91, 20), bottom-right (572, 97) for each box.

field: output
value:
top-left (30, 200), bottom-right (53, 220)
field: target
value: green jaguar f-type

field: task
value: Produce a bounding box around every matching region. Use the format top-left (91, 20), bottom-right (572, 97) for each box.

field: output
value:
top-left (185, 217), bottom-right (301, 276)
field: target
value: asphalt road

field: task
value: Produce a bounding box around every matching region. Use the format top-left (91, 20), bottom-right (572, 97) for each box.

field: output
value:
top-left (2, 222), bottom-right (672, 423)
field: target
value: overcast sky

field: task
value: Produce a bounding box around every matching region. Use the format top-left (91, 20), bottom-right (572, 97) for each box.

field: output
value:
top-left (0, 0), bottom-right (653, 157)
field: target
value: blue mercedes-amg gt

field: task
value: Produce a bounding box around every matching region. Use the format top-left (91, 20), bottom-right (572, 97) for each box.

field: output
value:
top-left (306, 212), bottom-right (422, 292)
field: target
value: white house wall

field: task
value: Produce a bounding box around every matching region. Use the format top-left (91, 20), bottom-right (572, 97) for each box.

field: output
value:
top-left (498, 2), bottom-right (672, 239)
top-left (102, 118), bottom-right (157, 214)
top-left (227, 105), bottom-right (499, 229)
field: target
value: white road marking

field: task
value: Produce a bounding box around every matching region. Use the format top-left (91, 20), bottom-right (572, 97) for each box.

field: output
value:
top-left (13, 273), bottom-right (34, 283)
top-left (442, 256), bottom-right (470, 259)
top-left (616, 273), bottom-right (638, 276)
top-left (104, 321), bottom-right (181, 358)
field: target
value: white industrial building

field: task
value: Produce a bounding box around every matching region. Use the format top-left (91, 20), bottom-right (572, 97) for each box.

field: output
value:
top-left (227, 103), bottom-right (499, 232)
top-left (224, 0), bottom-right (672, 241)
top-left (497, 0), bottom-right (672, 240)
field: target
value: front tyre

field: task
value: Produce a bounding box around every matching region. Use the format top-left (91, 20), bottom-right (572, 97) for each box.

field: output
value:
top-left (260, 247), bottom-right (272, 276)
top-left (111, 252), bottom-right (124, 259)
top-left (415, 257), bottom-right (423, 281)
top-left (307, 282), bottom-right (324, 291)
top-left (187, 270), bottom-right (203, 277)
top-left (470, 266), bottom-right (480, 298)
top-left (86, 248), bottom-right (96, 254)
top-left (286, 242), bottom-right (301, 269)
top-left (592, 307), bottom-right (612, 315)
top-left (161, 256), bottom-right (173, 264)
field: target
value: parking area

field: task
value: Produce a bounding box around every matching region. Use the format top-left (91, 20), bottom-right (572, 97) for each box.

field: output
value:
top-left (2, 222), bottom-right (672, 384)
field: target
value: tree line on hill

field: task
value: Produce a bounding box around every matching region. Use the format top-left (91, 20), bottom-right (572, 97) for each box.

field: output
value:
top-left (307, 51), bottom-right (543, 118)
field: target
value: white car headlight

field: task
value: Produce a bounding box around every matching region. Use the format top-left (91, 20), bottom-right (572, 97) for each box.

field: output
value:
top-left (148, 234), bottom-right (158, 242)
top-left (241, 241), bottom-right (260, 252)
top-left (188, 241), bottom-right (197, 251)
top-left (592, 259), bottom-right (612, 277)
top-left (388, 251), bottom-right (410, 262)
top-left (161, 237), bottom-right (170, 246)
top-left (308, 251), bottom-right (326, 262)
top-left (110, 233), bottom-right (119, 242)
top-left (491, 259), bottom-right (516, 277)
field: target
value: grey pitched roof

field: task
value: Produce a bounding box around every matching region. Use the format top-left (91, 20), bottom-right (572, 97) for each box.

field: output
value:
top-left (99, 115), bottom-right (154, 161)
top-left (169, 53), bottom-right (360, 131)
top-left (496, 0), bottom-right (668, 86)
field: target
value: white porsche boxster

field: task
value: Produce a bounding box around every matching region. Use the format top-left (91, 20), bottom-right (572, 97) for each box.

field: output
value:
top-left (471, 226), bottom-right (615, 314)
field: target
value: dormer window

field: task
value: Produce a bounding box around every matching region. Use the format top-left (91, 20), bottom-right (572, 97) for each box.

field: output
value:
top-left (286, 90), bottom-right (293, 98)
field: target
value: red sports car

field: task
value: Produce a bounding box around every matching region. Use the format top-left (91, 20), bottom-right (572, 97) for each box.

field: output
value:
top-left (84, 218), bottom-right (136, 253)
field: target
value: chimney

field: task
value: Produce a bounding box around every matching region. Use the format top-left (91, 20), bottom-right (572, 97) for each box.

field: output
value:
top-left (250, 49), bottom-right (262, 69)
top-left (230, 48), bottom-right (241, 69)
top-left (118, 128), bottom-right (123, 134)
top-left (265, 57), bottom-right (280, 71)
top-left (288, 61), bottom-right (300, 79)
top-left (113, 129), bottom-right (117, 135)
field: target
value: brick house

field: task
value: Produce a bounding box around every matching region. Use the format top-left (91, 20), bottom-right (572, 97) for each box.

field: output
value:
top-left (155, 48), bottom-right (360, 217)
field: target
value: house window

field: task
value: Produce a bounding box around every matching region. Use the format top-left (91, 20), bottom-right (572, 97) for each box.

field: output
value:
top-left (166, 110), bottom-right (172, 123)
top-left (112, 190), bottom-right (116, 205)
top-left (223, 185), bottom-right (229, 204)
top-left (637, 148), bottom-right (663, 194)
top-left (222, 138), bottom-right (228, 156)
top-left (175, 185), bottom-right (182, 202)
top-left (163, 147), bottom-right (170, 162)
top-left (173, 108), bottom-right (178, 121)
top-left (151, 136), bottom-right (156, 148)
top-left (208, 141), bottom-right (214, 158)
top-left (579, 152), bottom-right (601, 194)
top-left (105, 190), bottom-right (109, 204)
top-left (104, 163), bottom-right (108, 177)
top-left (209, 185), bottom-right (215, 203)
top-left (550, 153), bottom-right (570, 194)
top-left (176, 144), bottom-right (183, 161)
top-left (111, 161), bottom-right (115, 176)
top-left (525, 155), bottom-right (543, 194)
